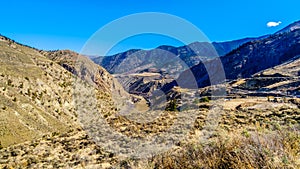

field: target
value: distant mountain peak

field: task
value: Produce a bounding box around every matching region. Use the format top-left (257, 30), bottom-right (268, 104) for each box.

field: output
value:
top-left (275, 20), bottom-right (300, 34)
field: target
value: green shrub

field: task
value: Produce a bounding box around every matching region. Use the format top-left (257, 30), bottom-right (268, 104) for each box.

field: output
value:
top-left (200, 97), bottom-right (210, 103)
top-left (166, 99), bottom-right (178, 111)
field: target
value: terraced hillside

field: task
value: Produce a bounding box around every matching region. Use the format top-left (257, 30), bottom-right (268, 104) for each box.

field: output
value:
top-left (225, 56), bottom-right (300, 98)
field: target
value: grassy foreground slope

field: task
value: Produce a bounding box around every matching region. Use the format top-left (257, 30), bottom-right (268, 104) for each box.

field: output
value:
top-left (0, 36), bottom-right (78, 147)
top-left (0, 35), bottom-right (127, 148)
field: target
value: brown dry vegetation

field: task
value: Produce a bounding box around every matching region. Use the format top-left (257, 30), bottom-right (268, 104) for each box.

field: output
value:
top-left (0, 35), bottom-right (299, 168)
top-left (143, 127), bottom-right (300, 169)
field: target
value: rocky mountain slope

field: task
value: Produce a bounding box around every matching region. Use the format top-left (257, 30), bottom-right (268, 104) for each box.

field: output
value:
top-left (92, 38), bottom-right (260, 76)
top-left (226, 55), bottom-right (300, 97)
top-left (92, 38), bottom-right (264, 98)
top-left (212, 36), bottom-right (268, 56)
top-left (0, 35), bottom-right (129, 149)
top-left (93, 43), bottom-right (216, 77)
top-left (275, 20), bottom-right (300, 34)
top-left (173, 22), bottom-right (300, 91)
top-left (0, 36), bottom-right (77, 147)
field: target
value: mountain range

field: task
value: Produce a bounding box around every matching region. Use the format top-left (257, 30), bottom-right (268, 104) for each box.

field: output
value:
top-left (92, 21), bottom-right (300, 97)
top-left (177, 21), bottom-right (300, 89)
top-left (92, 37), bottom-right (265, 75)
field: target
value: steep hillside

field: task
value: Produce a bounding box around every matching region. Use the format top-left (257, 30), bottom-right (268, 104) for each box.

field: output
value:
top-left (256, 56), bottom-right (300, 77)
top-left (0, 35), bottom-right (127, 148)
top-left (219, 55), bottom-right (300, 98)
top-left (212, 36), bottom-right (268, 56)
top-left (228, 56), bottom-right (300, 97)
top-left (40, 49), bottom-right (129, 99)
top-left (0, 36), bottom-right (78, 147)
top-left (275, 20), bottom-right (300, 34)
top-left (174, 26), bottom-right (300, 90)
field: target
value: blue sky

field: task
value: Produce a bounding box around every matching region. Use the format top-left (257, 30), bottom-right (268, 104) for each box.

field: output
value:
top-left (1, 0), bottom-right (299, 55)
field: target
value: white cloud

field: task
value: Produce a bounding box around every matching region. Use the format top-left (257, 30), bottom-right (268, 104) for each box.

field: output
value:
top-left (267, 21), bottom-right (282, 27)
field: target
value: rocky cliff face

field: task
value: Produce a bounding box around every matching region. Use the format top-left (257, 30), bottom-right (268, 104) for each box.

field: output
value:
top-left (41, 50), bottom-right (129, 99)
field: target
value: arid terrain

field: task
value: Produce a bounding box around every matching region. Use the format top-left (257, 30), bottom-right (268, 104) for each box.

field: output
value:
top-left (0, 20), bottom-right (300, 169)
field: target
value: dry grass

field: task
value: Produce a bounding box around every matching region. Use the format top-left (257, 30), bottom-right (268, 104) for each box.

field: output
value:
top-left (136, 126), bottom-right (300, 169)
top-left (1, 36), bottom-right (300, 168)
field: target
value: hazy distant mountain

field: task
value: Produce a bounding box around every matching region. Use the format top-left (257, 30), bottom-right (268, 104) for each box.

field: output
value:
top-left (92, 42), bottom-right (218, 76)
top-left (92, 38), bottom-right (261, 76)
top-left (92, 39), bottom-right (260, 96)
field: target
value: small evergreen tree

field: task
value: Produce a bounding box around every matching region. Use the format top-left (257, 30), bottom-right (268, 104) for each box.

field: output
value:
top-left (166, 99), bottom-right (178, 111)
